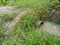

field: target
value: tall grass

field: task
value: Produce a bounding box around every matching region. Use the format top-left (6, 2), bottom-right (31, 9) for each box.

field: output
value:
top-left (0, 13), bottom-right (15, 22)
top-left (0, 0), bottom-right (59, 8)
top-left (4, 28), bottom-right (60, 45)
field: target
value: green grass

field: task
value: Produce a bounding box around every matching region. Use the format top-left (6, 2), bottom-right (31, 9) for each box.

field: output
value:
top-left (0, 0), bottom-right (59, 8)
top-left (0, 13), bottom-right (15, 23)
top-left (19, 11), bottom-right (37, 30)
top-left (4, 28), bottom-right (60, 45)
top-left (0, 13), bottom-right (15, 44)
top-left (0, 0), bottom-right (60, 45)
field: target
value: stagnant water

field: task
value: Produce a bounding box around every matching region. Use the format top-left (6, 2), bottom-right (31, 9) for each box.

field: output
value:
top-left (40, 22), bottom-right (60, 37)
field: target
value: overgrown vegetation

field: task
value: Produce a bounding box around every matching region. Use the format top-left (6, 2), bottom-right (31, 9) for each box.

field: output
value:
top-left (0, 13), bottom-right (15, 45)
top-left (0, 0), bottom-right (59, 8)
top-left (19, 11), bottom-right (37, 30)
top-left (0, 0), bottom-right (49, 8)
top-left (0, 0), bottom-right (60, 45)
top-left (0, 27), bottom-right (3, 45)
top-left (0, 13), bottom-right (15, 22)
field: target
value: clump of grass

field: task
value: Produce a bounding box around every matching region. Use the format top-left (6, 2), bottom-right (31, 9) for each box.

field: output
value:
top-left (0, 13), bottom-right (15, 22)
top-left (33, 6), bottom-right (49, 21)
top-left (0, 27), bottom-right (4, 45)
top-left (17, 11), bottom-right (37, 31)
top-left (4, 37), bottom-right (21, 45)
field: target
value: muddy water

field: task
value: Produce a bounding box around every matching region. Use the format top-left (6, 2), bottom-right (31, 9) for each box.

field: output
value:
top-left (40, 22), bottom-right (60, 36)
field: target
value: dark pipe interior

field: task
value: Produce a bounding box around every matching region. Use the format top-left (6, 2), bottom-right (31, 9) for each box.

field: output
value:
top-left (59, 0), bottom-right (60, 1)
